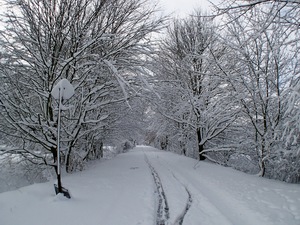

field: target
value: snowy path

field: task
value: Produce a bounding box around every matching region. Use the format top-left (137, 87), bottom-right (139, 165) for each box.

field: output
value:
top-left (1, 146), bottom-right (300, 225)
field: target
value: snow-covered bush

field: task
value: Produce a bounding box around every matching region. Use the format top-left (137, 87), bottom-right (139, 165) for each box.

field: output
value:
top-left (122, 140), bottom-right (136, 153)
top-left (265, 146), bottom-right (300, 183)
top-left (0, 154), bottom-right (51, 193)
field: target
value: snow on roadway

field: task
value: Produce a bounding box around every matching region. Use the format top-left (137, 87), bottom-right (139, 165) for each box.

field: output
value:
top-left (0, 146), bottom-right (300, 225)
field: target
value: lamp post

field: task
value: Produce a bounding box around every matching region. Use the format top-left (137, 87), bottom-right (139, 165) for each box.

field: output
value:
top-left (51, 78), bottom-right (74, 198)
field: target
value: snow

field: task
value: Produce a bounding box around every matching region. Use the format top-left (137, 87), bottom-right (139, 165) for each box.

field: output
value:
top-left (1, 146), bottom-right (300, 225)
top-left (51, 78), bottom-right (75, 100)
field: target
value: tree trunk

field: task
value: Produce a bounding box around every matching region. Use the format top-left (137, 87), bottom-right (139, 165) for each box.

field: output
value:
top-left (197, 128), bottom-right (206, 160)
top-left (66, 146), bottom-right (73, 173)
top-left (99, 142), bottom-right (103, 158)
top-left (259, 159), bottom-right (265, 177)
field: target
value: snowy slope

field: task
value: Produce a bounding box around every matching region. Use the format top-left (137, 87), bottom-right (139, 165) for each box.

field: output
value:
top-left (0, 146), bottom-right (299, 225)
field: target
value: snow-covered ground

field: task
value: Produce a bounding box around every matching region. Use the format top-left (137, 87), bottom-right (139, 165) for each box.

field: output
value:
top-left (1, 146), bottom-right (299, 225)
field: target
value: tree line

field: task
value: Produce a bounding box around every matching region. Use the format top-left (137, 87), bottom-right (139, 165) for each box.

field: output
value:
top-left (147, 0), bottom-right (300, 182)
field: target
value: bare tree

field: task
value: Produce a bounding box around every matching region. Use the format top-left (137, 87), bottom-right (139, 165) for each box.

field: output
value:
top-left (150, 11), bottom-right (239, 161)
top-left (0, 0), bottom-right (165, 175)
top-left (213, 0), bottom-right (300, 27)
top-left (215, 6), bottom-right (292, 176)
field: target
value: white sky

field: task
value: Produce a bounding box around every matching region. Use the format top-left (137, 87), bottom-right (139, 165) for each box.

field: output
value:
top-left (0, 0), bottom-right (218, 19)
top-left (158, 0), bottom-right (217, 17)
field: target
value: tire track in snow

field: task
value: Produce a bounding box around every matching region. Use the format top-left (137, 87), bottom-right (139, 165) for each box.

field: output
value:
top-left (145, 153), bottom-right (193, 225)
top-left (173, 178), bottom-right (192, 225)
top-left (162, 164), bottom-right (193, 225)
top-left (145, 154), bottom-right (170, 225)
top-left (151, 154), bottom-right (193, 225)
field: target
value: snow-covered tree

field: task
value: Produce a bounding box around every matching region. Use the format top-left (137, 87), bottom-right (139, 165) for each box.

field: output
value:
top-left (214, 0), bottom-right (300, 29)
top-left (215, 0), bottom-right (300, 142)
top-left (149, 11), bottom-right (239, 161)
top-left (215, 6), bottom-right (293, 176)
top-left (0, 0), bottom-right (164, 174)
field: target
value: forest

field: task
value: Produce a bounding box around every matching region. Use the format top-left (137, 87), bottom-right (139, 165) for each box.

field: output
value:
top-left (0, 0), bottom-right (299, 191)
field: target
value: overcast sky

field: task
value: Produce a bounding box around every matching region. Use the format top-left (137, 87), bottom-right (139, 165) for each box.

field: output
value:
top-left (158, 0), bottom-right (216, 17)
